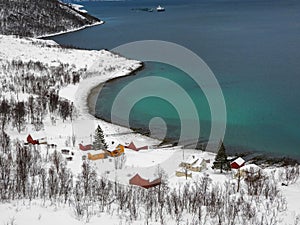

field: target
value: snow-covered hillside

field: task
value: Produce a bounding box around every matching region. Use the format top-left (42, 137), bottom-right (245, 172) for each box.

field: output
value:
top-left (0, 0), bottom-right (101, 37)
top-left (0, 35), bottom-right (140, 73)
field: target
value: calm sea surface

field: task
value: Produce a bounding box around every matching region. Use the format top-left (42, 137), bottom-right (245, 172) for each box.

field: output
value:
top-left (49, 0), bottom-right (300, 159)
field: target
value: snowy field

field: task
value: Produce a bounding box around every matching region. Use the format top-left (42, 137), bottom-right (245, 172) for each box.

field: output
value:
top-left (0, 35), bottom-right (299, 225)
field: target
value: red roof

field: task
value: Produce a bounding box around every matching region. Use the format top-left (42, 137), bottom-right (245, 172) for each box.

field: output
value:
top-left (27, 134), bottom-right (39, 145)
top-left (129, 174), bottom-right (161, 189)
top-left (79, 143), bottom-right (93, 151)
top-left (126, 141), bottom-right (148, 151)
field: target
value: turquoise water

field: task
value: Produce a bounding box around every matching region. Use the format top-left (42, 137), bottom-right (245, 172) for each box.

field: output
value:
top-left (49, 0), bottom-right (300, 159)
top-left (96, 62), bottom-right (300, 159)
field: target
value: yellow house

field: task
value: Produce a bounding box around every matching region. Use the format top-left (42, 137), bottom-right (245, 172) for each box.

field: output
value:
top-left (179, 154), bottom-right (207, 172)
top-left (175, 167), bottom-right (192, 178)
top-left (179, 155), bottom-right (198, 169)
top-left (106, 144), bottom-right (125, 157)
top-left (87, 152), bottom-right (107, 160)
top-left (189, 159), bottom-right (207, 172)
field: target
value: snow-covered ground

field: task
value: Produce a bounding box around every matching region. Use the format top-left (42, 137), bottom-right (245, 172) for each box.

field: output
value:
top-left (70, 3), bottom-right (88, 13)
top-left (0, 35), bottom-right (299, 225)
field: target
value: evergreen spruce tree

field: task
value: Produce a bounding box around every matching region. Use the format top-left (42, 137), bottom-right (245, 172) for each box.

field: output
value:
top-left (93, 125), bottom-right (108, 150)
top-left (212, 141), bottom-right (231, 173)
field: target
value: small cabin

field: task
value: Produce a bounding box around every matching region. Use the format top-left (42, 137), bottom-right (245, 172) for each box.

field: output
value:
top-left (79, 143), bottom-right (93, 151)
top-left (87, 152), bottom-right (107, 160)
top-left (129, 174), bottom-right (161, 189)
top-left (61, 149), bottom-right (70, 155)
top-left (179, 154), bottom-right (199, 169)
top-left (230, 157), bottom-right (245, 169)
top-left (125, 141), bottom-right (148, 151)
top-left (179, 154), bottom-right (207, 172)
top-left (189, 158), bottom-right (207, 172)
top-left (106, 144), bottom-right (124, 157)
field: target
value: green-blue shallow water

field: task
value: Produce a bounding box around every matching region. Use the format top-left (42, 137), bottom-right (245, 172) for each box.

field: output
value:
top-left (96, 61), bottom-right (300, 159)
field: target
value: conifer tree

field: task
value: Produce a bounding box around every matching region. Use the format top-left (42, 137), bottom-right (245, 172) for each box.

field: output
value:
top-left (93, 125), bottom-right (108, 150)
top-left (212, 141), bottom-right (231, 173)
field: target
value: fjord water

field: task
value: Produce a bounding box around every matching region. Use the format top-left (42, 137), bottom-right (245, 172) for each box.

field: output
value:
top-left (51, 0), bottom-right (300, 159)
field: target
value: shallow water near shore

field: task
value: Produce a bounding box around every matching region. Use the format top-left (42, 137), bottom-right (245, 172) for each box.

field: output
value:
top-left (50, 0), bottom-right (300, 160)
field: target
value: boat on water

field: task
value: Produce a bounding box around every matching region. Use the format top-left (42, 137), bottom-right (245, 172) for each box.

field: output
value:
top-left (156, 5), bottom-right (165, 12)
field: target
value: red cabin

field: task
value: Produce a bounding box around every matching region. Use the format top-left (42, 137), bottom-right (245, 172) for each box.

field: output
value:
top-left (27, 135), bottom-right (39, 145)
top-left (230, 157), bottom-right (245, 169)
top-left (125, 141), bottom-right (148, 151)
top-left (79, 143), bottom-right (93, 151)
top-left (129, 174), bottom-right (161, 189)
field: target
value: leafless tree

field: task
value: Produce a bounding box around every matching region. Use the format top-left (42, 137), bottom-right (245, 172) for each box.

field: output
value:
top-left (12, 101), bottom-right (26, 133)
top-left (280, 165), bottom-right (300, 185)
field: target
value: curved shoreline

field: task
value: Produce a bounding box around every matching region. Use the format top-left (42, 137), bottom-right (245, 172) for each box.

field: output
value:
top-left (88, 83), bottom-right (104, 117)
top-left (37, 21), bottom-right (104, 39)
top-left (87, 62), bottom-right (145, 117)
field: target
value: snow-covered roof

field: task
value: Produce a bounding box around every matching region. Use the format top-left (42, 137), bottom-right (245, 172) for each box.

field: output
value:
top-left (232, 157), bottom-right (245, 166)
top-left (183, 154), bottom-right (200, 164)
top-left (27, 131), bottom-right (47, 140)
top-left (193, 158), bottom-right (206, 167)
top-left (176, 167), bottom-right (189, 173)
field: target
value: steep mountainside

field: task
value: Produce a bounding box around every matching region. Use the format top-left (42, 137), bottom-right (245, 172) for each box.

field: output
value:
top-left (0, 0), bottom-right (101, 37)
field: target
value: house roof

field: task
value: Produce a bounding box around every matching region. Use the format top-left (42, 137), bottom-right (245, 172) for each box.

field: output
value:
top-left (193, 158), bottom-right (206, 167)
top-left (176, 167), bottom-right (188, 173)
top-left (127, 141), bottom-right (137, 150)
top-left (129, 173), bottom-right (161, 188)
top-left (183, 154), bottom-right (199, 164)
top-left (125, 141), bottom-right (148, 151)
top-left (231, 157), bottom-right (245, 166)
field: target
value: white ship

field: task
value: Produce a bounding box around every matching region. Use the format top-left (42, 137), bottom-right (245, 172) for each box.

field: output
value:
top-left (156, 5), bottom-right (165, 12)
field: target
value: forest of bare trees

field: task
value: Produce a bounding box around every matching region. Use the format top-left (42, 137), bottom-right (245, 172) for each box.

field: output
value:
top-left (0, 59), bottom-right (78, 133)
top-left (0, 0), bottom-right (100, 37)
top-left (0, 138), bottom-right (299, 225)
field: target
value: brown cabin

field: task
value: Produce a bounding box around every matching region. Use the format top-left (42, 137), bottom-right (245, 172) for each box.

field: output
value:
top-left (87, 152), bottom-right (107, 160)
top-left (125, 141), bottom-right (148, 151)
top-left (129, 174), bottom-right (161, 189)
